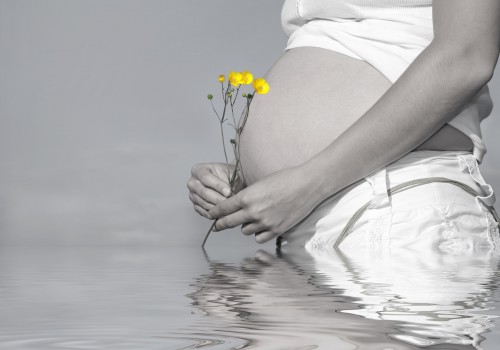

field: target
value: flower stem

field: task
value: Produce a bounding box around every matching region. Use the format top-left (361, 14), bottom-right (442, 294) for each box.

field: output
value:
top-left (202, 82), bottom-right (257, 248)
top-left (201, 219), bottom-right (217, 249)
top-left (209, 99), bottom-right (221, 122)
top-left (201, 164), bottom-right (240, 248)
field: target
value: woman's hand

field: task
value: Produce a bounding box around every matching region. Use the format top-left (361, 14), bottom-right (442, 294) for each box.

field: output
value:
top-left (187, 163), bottom-right (245, 220)
top-left (208, 165), bottom-right (319, 244)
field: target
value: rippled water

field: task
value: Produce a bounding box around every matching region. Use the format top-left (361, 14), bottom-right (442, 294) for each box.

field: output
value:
top-left (1, 245), bottom-right (500, 349)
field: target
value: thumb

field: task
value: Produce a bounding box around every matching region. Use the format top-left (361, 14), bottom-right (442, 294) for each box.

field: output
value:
top-left (201, 167), bottom-right (232, 197)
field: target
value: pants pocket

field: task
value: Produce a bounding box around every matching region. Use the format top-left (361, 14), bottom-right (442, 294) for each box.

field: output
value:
top-left (389, 203), bottom-right (494, 253)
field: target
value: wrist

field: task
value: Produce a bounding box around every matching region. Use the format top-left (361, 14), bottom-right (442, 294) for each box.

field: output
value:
top-left (297, 154), bottom-right (344, 207)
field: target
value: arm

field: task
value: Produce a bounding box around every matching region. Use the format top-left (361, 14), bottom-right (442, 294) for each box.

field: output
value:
top-left (304, 0), bottom-right (500, 204)
top-left (209, 0), bottom-right (500, 243)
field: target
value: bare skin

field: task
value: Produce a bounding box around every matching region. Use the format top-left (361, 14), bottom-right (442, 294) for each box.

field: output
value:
top-left (238, 46), bottom-right (473, 186)
top-left (188, 0), bottom-right (500, 243)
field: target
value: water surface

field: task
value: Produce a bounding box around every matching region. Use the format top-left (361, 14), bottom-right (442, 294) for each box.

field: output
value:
top-left (1, 245), bottom-right (500, 349)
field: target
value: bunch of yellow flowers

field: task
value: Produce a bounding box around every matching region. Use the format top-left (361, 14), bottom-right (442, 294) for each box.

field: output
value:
top-left (222, 71), bottom-right (270, 95)
top-left (202, 70), bottom-right (269, 247)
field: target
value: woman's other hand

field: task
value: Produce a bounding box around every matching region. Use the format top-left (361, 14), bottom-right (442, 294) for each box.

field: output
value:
top-left (208, 165), bottom-right (319, 244)
top-left (187, 163), bottom-right (245, 220)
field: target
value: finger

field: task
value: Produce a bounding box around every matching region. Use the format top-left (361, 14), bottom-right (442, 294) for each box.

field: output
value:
top-left (213, 210), bottom-right (249, 231)
top-left (208, 194), bottom-right (242, 219)
top-left (189, 192), bottom-right (214, 212)
top-left (188, 179), bottom-right (226, 205)
top-left (196, 168), bottom-right (232, 197)
top-left (194, 204), bottom-right (212, 220)
top-left (241, 222), bottom-right (265, 236)
top-left (255, 231), bottom-right (278, 244)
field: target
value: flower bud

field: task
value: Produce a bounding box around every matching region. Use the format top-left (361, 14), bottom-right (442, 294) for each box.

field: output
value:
top-left (207, 94), bottom-right (213, 100)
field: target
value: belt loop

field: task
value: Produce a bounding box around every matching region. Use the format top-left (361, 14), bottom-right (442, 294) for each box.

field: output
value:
top-left (363, 168), bottom-right (393, 248)
top-left (365, 168), bottom-right (391, 209)
top-left (457, 153), bottom-right (496, 208)
top-left (469, 134), bottom-right (487, 165)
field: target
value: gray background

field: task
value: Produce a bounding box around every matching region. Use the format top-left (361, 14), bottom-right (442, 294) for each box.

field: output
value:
top-left (0, 0), bottom-right (498, 247)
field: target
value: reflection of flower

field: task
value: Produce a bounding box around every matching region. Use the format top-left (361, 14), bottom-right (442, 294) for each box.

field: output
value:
top-left (203, 72), bottom-right (269, 247)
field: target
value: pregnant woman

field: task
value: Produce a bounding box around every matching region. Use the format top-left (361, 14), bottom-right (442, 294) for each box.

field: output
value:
top-left (188, 0), bottom-right (500, 251)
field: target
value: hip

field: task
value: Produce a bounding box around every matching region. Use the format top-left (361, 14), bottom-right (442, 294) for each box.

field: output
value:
top-left (279, 150), bottom-right (499, 253)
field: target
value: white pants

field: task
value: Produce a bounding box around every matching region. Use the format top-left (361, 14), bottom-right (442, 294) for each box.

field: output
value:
top-left (280, 150), bottom-right (500, 254)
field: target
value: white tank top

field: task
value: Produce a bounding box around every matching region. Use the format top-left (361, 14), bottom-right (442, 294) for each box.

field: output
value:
top-left (281, 0), bottom-right (493, 163)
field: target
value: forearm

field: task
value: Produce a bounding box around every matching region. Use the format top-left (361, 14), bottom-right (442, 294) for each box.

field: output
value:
top-left (302, 42), bottom-right (494, 204)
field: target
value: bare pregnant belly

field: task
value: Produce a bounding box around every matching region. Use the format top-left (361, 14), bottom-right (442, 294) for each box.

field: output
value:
top-left (238, 46), bottom-right (473, 186)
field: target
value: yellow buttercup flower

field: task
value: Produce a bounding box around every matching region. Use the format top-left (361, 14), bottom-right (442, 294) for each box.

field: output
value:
top-left (252, 77), bottom-right (266, 91)
top-left (241, 71), bottom-right (253, 85)
top-left (258, 83), bottom-right (270, 94)
top-left (218, 74), bottom-right (225, 83)
top-left (229, 71), bottom-right (243, 87)
top-left (253, 78), bottom-right (270, 94)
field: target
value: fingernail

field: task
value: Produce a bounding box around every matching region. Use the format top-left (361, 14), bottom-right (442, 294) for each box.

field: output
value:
top-left (222, 188), bottom-right (231, 196)
top-left (206, 213), bottom-right (213, 220)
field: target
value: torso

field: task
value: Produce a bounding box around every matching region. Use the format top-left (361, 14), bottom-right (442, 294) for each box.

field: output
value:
top-left (239, 47), bottom-right (473, 186)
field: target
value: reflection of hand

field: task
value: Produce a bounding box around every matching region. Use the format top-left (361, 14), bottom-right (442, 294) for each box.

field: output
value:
top-left (208, 165), bottom-right (318, 243)
top-left (187, 163), bottom-right (245, 220)
top-left (189, 250), bottom-right (287, 320)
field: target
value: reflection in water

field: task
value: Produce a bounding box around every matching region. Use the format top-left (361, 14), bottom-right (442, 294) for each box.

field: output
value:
top-left (186, 247), bottom-right (500, 349)
top-left (298, 247), bottom-right (500, 348)
top-left (1, 246), bottom-right (499, 349)
top-left (186, 250), bottom-right (402, 350)
top-left (0, 247), bottom-right (211, 350)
